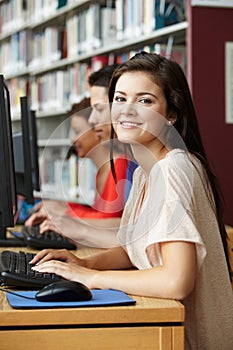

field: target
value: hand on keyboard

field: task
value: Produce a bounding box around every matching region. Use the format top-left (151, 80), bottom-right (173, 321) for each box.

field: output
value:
top-left (0, 250), bottom-right (61, 288)
top-left (21, 225), bottom-right (76, 250)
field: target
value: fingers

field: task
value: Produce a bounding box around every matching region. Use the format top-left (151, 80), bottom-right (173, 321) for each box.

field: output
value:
top-left (40, 218), bottom-right (62, 234)
top-left (29, 249), bottom-right (53, 265)
top-left (33, 201), bottom-right (43, 211)
top-left (24, 212), bottom-right (38, 226)
top-left (24, 212), bottom-right (47, 226)
top-left (32, 260), bottom-right (65, 275)
top-left (31, 260), bottom-right (78, 281)
top-left (39, 219), bottom-right (57, 234)
top-left (30, 248), bottom-right (69, 265)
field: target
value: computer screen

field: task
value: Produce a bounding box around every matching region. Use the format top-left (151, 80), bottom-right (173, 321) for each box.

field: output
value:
top-left (29, 109), bottom-right (40, 192)
top-left (13, 96), bottom-right (40, 205)
top-left (0, 74), bottom-right (21, 246)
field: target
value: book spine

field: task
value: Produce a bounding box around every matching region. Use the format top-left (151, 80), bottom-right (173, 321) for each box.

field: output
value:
top-left (116, 0), bottom-right (124, 41)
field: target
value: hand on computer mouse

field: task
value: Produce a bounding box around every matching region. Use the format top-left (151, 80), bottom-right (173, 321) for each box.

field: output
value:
top-left (35, 280), bottom-right (92, 302)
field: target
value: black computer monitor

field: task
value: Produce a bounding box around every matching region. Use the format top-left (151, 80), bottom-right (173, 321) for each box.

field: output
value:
top-left (29, 109), bottom-right (40, 192)
top-left (0, 75), bottom-right (22, 246)
top-left (13, 96), bottom-right (40, 205)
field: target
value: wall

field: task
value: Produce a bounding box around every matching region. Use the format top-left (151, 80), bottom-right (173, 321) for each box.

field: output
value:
top-left (187, 2), bottom-right (233, 225)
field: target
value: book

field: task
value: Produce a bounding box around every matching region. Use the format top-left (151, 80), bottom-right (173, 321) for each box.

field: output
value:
top-left (116, 0), bottom-right (124, 41)
top-left (101, 7), bottom-right (117, 47)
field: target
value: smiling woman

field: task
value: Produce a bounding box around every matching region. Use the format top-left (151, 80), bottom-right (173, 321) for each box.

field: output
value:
top-left (111, 74), bottom-right (169, 149)
top-left (31, 52), bottom-right (233, 350)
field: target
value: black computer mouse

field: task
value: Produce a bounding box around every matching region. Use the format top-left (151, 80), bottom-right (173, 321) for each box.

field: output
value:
top-left (35, 280), bottom-right (92, 302)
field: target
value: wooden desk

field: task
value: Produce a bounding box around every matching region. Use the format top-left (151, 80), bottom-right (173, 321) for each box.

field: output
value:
top-left (0, 246), bottom-right (184, 350)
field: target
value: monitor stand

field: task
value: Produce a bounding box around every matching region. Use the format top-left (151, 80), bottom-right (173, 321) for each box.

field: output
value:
top-left (0, 228), bottom-right (27, 247)
top-left (0, 238), bottom-right (27, 247)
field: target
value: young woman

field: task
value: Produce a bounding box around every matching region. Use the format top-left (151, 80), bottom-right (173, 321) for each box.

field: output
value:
top-left (31, 52), bottom-right (233, 349)
top-left (26, 96), bottom-right (130, 247)
top-left (66, 98), bottom-right (129, 219)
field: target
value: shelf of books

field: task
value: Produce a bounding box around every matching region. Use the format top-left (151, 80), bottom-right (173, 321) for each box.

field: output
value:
top-left (0, 0), bottom-right (187, 202)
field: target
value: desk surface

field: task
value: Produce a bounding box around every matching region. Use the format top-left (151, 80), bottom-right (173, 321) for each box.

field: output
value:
top-left (0, 245), bottom-right (184, 327)
top-left (2, 225), bottom-right (232, 327)
top-left (1, 227), bottom-right (231, 350)
top-left (0, 243), bottom-right (185, 350)
top-left (0, 293), bottom-right (184, 328)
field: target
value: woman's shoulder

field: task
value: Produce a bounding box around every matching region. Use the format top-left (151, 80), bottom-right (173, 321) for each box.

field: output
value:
top-left (150, 149), bottom-right (204, 188)
top-left (156, 149), bottom-right (201, 173)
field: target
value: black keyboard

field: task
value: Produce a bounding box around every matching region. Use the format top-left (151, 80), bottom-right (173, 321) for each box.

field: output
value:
top-left (0, 250), bottom-right (61, 289)
top-left (21, 225), bottom-right (76, 250)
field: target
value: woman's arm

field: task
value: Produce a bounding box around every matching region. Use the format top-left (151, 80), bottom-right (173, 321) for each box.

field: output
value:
top-left (38, 214), bottom-right (120, 248)
top-left (32, 240), bottom-right (197, 300)
top-left (25, 199), bottom-right (121, 248)
top-left (92, 241), bottom-right (197, 300)
top-left (30, 246), bottom-right (133, 270)
top-left (24, 200), bottom-right (67, 226)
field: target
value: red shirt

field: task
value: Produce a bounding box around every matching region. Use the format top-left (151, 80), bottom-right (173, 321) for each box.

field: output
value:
top-left (66, 156), bottom-right (129, 219)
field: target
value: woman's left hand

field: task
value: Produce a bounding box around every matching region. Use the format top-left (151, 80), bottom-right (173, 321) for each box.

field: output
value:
top-left (32, 260), bottom-right (97, 289)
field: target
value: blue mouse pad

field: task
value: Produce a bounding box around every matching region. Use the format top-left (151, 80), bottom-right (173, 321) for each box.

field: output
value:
top-left (6, 289), bottom-right (136, 309)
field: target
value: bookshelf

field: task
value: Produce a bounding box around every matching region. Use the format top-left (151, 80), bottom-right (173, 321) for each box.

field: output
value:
top-left (0, 0), bottom-right (187, 201)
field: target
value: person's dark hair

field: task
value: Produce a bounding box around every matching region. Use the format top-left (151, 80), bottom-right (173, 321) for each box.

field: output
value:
top-left (89, 63), bottom-right (135, 175)
top-left (88, 64), bottom-right (119, 89)
top-left (67, 97), bottom-right (91, 120)
top-left (108, 51), bottom-right (231, 280)
top-left (66, 97), bottom-right (91, 159)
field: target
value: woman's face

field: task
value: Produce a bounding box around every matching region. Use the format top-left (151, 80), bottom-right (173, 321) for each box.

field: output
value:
top-left (111, 72), bottom-right (168, 147)
top-left (71, 115), bottom-right (99, 158)
top-left (88, 86), bottom-right (112, 142)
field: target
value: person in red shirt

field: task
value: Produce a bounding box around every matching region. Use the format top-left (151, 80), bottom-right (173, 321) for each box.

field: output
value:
top-left (26, 65), bottom-right (137, 248)
top-left (66, 97), bottom-right (129, 219)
